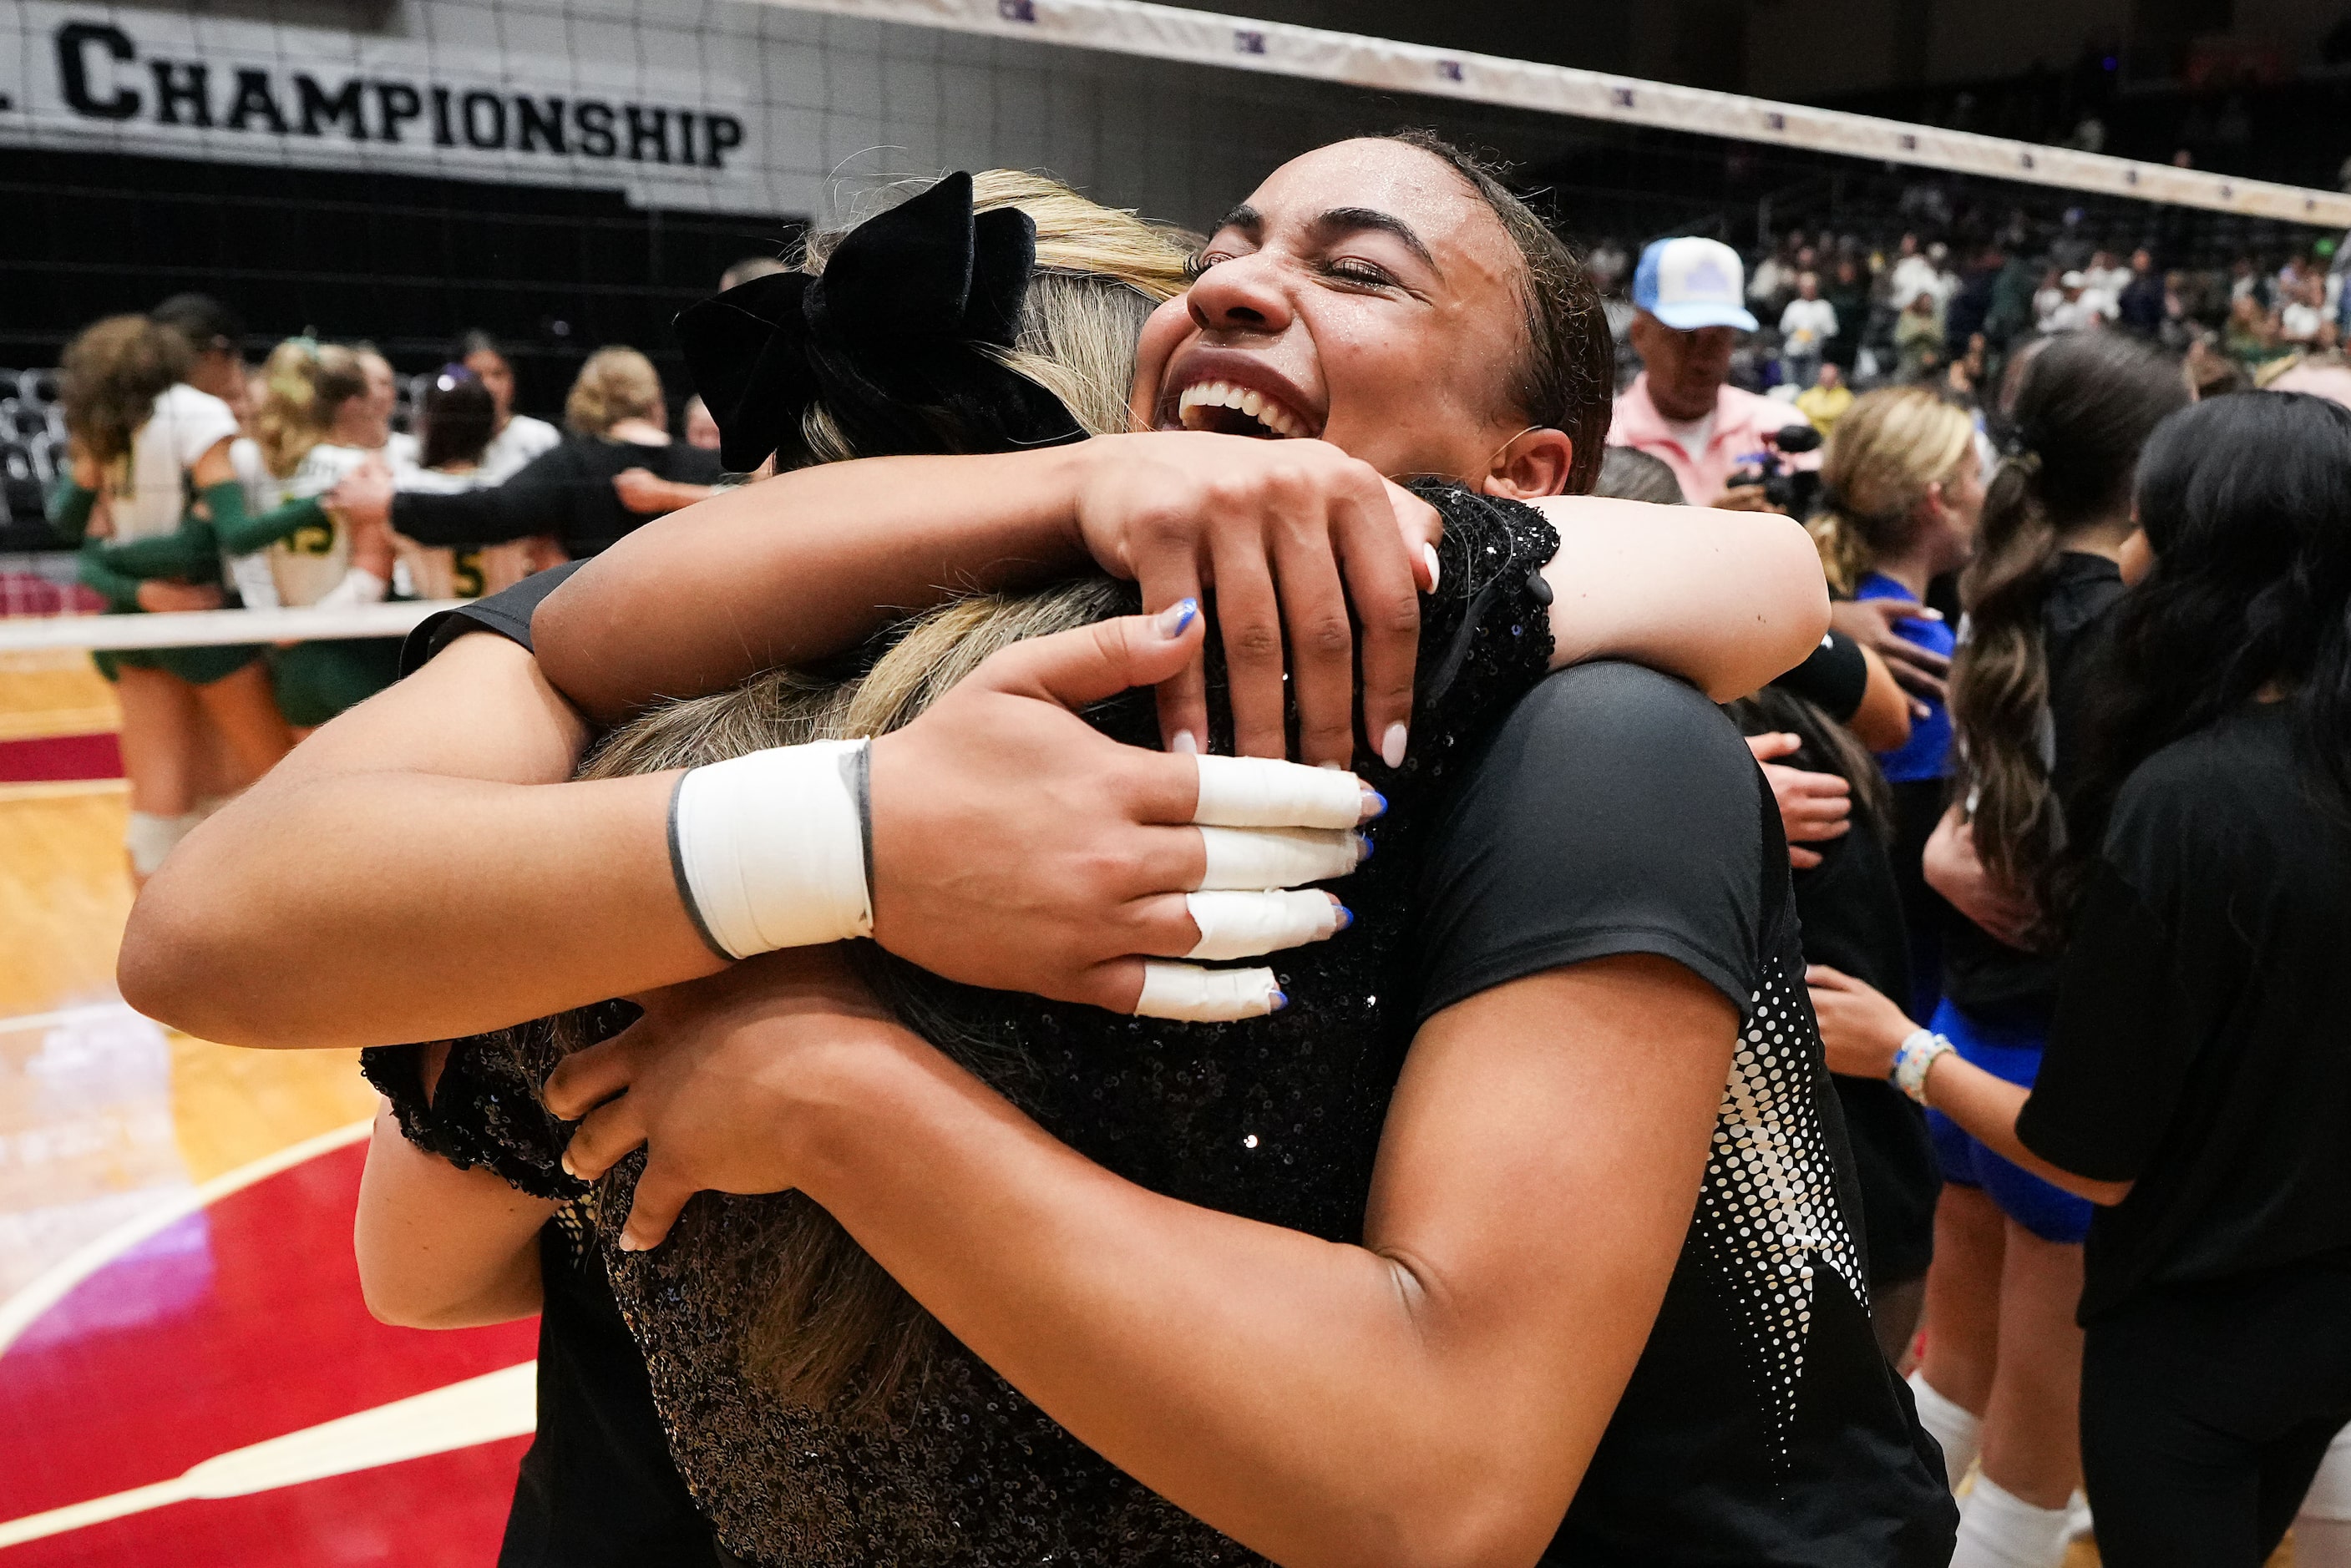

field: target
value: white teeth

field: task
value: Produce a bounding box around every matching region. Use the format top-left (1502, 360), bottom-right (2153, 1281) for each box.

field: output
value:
top-left (1175, 379), bottom-right (1308, 438)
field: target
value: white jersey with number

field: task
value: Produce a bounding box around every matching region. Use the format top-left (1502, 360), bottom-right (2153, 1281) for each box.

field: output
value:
top-left (257, 443), bottom-right (373, 608)
top-left (107, 383), bottom-right (240, 544)
top-left (388, 466), bottom-right (544, 600)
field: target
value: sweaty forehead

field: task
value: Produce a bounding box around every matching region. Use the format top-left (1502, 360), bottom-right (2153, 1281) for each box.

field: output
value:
top-left (1239, 139), bottom-right (1513, 276)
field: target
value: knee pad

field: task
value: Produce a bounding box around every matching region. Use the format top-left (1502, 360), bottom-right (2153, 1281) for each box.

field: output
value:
top-left (124, 811), bottom-right (191, 878)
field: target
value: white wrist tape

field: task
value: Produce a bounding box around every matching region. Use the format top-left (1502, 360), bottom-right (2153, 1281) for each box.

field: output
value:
top-left (1183, 889), bottom-right (1342, 961)
top-left (1196, 825), bottom-right (1363, 891)
top-left (669, 740), bottom-right (873, 959)
top-left (1136, 961), bottom-right (1284, 1022)
top-left (1192, 754), bottom-right (1370, 829)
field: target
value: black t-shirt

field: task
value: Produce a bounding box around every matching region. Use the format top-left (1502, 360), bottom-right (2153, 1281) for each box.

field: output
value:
top-left (1724, 703), bottom-right (1937, 1288)
top-left (1417, 662), bottom-right (1956, 1566)
top-left (1771, 629), bottom-right (1871, 724)
top-left (393, 439), bottom-right (723, 560)
top-left (398, 559), bottom-right (581, 675)
top-left (502, 1219), bottom-right (717, 1566)
top-left (1940, 552), bottom-right (2126, 1024)
top-left (2019, 702), bottom-right (2351, 1321)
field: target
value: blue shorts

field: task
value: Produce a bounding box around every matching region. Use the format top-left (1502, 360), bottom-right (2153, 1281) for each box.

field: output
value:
top-left (1925, 1000), bottom-right (2094, 1245)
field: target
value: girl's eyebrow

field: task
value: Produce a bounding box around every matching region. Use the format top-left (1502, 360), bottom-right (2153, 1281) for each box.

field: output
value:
top-left (1308, 207), bottom-right (1438, 272)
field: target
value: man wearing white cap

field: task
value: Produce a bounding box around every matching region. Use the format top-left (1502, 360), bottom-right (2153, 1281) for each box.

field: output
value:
top-left (1610, 235), bottom-right (1815, 509)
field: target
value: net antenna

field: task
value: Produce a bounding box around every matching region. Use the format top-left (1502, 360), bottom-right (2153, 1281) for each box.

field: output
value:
top-left (746, 0), bottom-right (2351, 227)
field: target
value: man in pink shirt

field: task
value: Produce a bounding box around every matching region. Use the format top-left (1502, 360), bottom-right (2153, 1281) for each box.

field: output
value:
top-left (1611, 236), bottom-right (1814, 510)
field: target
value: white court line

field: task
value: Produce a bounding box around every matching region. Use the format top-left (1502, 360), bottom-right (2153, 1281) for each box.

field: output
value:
top-left (0, 1001), bottom-right (141, 1037)
top-left (0, 1117), bottom-right (372, 1358)
top-left (0, 1361), bottom-right (538, 1549)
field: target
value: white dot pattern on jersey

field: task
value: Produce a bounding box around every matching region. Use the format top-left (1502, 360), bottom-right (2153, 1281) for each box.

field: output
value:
top-left (1695, 957), bottom-right (1867, 1469)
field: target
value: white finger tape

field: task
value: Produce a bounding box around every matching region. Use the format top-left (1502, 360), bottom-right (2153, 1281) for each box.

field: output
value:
top-left (1134, 962), bottom-right (1284, 1022)
top-left (670, 739), bottom-right (873, 959)
top-left (1191, 754), bottom-right (1368, 829)
top-left (1183, 889), bottom-right (1341, 961)
top-left (1195, 825), bottom-right (1362, 891)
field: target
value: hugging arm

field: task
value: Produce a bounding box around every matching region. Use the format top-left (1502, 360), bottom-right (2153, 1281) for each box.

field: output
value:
top-left (554, 954), bottom-right (1728, 1568)
top-left (121, 609), bottom-right (1358, 1046)
top-left (1528, 496), bottom-right (1827, 699)
top-left (548, 665), bottom-right (1759, 1566)
top-left (356, 1095), bottom-right (556, 1329)
top-left (536, 442), bottom-right (1825, 752)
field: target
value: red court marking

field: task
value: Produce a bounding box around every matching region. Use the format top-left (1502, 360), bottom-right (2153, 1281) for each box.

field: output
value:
top-left (0, 732), bottom-right (122, 782)
top-left (0, 1140), bottom-right (537, 1566)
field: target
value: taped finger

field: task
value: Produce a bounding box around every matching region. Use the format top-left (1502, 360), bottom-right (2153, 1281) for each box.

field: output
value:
top-left (1197, 824), bottom-right (1365, 890)
top-left (1183, 889), bottom-right (1345, 960)
top-left (1134, 961), bottom-right (1285, 1022)
top-left (1193, 753), bottom-right (1378, 829)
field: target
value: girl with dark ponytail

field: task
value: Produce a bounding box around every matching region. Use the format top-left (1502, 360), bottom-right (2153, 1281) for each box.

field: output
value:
top-left (1811, 388), bottom-right (2351, 1567)
top-left (1816, 331), bottom-right (2188, 1568)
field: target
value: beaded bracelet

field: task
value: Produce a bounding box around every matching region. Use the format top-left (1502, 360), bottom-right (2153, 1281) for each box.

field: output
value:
top-left (1890, 1029), bottom-right (1956, 1105)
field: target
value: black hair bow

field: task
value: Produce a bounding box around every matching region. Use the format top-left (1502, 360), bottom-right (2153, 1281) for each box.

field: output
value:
top-left (676, 172), bottom-right (1084, 472)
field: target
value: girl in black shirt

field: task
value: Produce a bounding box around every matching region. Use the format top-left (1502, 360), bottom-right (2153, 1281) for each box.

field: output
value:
top-left (1903, 335), bottom-right (2184, 1566)
top-left (1812, 390), bottom-right (2351, 1568)
top-left (331, 346), bottom-right (725, 561)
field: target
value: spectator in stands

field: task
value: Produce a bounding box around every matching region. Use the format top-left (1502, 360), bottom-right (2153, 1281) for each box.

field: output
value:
top-left (1779, 271), bottom-right (1837, 390)
top-left (2115, 248), bottom-right (2165, 337)
top-left (2182, 332), bottom-right (2247, 399)
top-left (2081, 250), bottom-right (2130, 320)
top-left (1611, 236), bottom-right (1812, 508)
top-left (332, 346), bottom-right (723, 561)
top-left (1825, 254), bottom-right (1869, 377)
top-left (1891, 233), bottom-right (1941, 313)
top-left (1945, 333), bottom-right (1989, 406)
top-left (1796, 360), bottom-right (1855, 435)
top-left (2039, 271), bottom-right (2102, 334)
top-left (2280, 274), bottom-right (2333, 350)
top-left (2226, 293), bottom-right (2283, 364)
top-left (1746, 233), bottom-right (1799, 315)
top-left (455, 331), bottom-right (563, 483)
top-left (1897, 291), bottom-right (1947, 381)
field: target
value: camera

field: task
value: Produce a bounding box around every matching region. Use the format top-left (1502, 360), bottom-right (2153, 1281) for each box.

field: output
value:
top-left (1725, 422), bottom-right (1823, 518)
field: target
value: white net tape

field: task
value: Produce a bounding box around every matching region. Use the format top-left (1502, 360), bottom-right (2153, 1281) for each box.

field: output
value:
top-left (0, 600), bottom-right (460, 654)
top-left (750, 0), bottom-right (2351, 227)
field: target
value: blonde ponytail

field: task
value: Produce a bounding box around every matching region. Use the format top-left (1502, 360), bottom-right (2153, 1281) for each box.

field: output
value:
top-left (255, 339), bottom-right (367, 477)
top-left (1810, 387), bottom-right (1975, 595)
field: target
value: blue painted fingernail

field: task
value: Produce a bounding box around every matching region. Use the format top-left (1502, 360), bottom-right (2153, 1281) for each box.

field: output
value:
top-left (1359, 788), bottom-right (1387, 822)
top-left (1333, 904), bottom-right (1353, 930)
top-left (1155, 598), bottom-right (1200, 638)
top-left (1269, 989), bottom-right (1290, 1011)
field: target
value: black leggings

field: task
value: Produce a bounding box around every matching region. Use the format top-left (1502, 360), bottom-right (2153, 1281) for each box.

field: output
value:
top-left (2080, 1250), bottom-right (2351, 1567)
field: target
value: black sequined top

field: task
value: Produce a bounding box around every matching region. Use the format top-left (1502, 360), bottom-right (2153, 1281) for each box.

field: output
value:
top-left (367, 485), bottom-right (1559, 1567)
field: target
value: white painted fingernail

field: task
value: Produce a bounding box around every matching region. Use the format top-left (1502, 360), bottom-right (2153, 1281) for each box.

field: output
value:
top-left (560, 1152), bottom-right (577, 1177)
top-left (1381, 722), bottom-right (1407, 769)
top-left (617, 1232), bottom-right (643, 1252)
top-left (1170, 729), bottom-right (1198, 755)
top-left (1422, 542), bottom-right (1442, 593)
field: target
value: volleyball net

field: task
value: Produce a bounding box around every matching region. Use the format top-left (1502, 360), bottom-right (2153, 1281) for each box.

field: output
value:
top-left (4, 0), bottom-right (2347, 650)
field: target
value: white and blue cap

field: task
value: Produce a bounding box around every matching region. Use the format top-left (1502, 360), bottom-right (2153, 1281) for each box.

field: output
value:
top-left (1632, 236), bottom-right (1759, 332)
